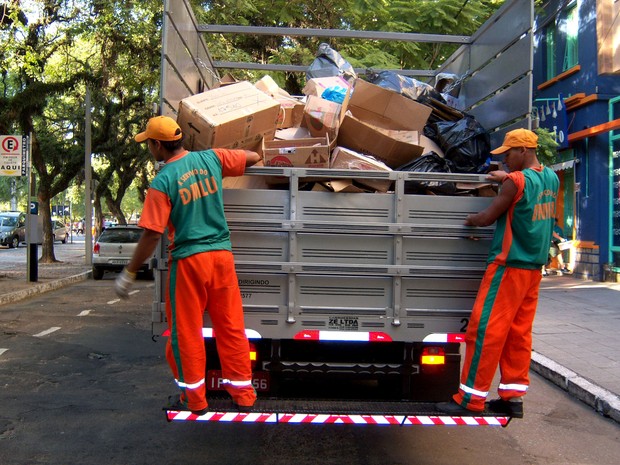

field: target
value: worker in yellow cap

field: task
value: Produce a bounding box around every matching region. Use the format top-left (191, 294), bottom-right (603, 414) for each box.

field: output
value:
top-left (437, 128), bottom-right (559, 418)
top-left (115, 115), bottom-right (261, 415)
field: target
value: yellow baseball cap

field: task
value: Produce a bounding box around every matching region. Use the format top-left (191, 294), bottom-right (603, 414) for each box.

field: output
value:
top-left (490, 128), bottom-right (538, 155)
top-left (135, 116), bottom-right (182, 143)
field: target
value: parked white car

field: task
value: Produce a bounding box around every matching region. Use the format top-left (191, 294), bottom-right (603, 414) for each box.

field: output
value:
top-left (52, 220), bottom-right (69, 243)
top-left (92, 225), bottom-right (153, 280)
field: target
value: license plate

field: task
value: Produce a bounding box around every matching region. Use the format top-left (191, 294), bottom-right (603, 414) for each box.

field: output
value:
top-left (109, 259), bottom-right (129, 265)
top-left (207, 370), bottom-right (270, 392)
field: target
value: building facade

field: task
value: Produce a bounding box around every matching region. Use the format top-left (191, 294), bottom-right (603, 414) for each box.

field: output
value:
top-left (532, 0), bottom-right (620, 280)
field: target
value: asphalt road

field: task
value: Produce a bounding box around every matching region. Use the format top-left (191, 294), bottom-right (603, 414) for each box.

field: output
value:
top-left (0, 277), bottom-right (619, 465)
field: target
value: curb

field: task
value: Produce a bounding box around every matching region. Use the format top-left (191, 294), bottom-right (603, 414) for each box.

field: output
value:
top-left (0, 271), bottom-right (92, 307)
top-left (531, 351), bottom-right (620, 424)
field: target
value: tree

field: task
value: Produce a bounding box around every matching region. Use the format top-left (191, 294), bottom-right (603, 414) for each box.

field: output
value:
top-left (192, 0), bottom-right (504, 93)
top-left (1, 1), bottom-right (93, 262)
top-left (1, 1), bottom-right (162, 257)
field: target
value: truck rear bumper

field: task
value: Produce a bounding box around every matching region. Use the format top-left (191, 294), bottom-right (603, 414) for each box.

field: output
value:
top-left (164, 397), bottom-right (512, 426)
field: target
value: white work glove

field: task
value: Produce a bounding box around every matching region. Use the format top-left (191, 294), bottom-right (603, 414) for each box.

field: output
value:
top-left (114, 268), bottom-right (136, 299)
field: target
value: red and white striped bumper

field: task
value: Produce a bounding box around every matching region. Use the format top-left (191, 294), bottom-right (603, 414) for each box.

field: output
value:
top-left (165, 410), bottom-right (510, 426)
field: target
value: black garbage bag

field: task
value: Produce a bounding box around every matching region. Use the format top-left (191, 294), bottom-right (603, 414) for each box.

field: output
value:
top-left (366, 70), bottom-right (445, 102)
top-left (306, 43), bottom-right (357, 82)
top-left (427, 115), bottom-right (490, 173)
top-left (397, 152), bottom-right (457, 195)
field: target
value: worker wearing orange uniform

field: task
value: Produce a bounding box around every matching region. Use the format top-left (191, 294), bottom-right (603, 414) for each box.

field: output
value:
top-left (437, 129), bottom-right (559, 418)
top-left (114, 116), bottom-right (261, 414)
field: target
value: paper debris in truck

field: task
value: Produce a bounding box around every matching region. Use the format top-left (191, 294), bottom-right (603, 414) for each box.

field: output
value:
top-left (303, 76), bottom-right (351, 98)
top-left (331, 146), bottom-right (393, 192)
top-left (263, 136), bottom-right (330, 168)
top-left (177, 81), bottom-right (281, 152)
top-left (302, 95), bottom-right (342, 143)
top-left (337, 79), bottom-right (432, 168)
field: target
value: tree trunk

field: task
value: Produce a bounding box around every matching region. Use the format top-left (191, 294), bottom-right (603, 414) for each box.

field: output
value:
top-left (38, 191), bottom-right (58, 263)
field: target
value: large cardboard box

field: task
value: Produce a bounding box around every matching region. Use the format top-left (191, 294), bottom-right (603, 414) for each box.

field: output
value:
top-left (263, 136), bottom-right (330, 168)
top-left (303, 76), bottom-right (351, 97)
top-left (302, 96), bottom-right (342, 142)
top-left (177, 81), bottom-right (281, 151)
top-left (330, 146), bottom-right (393, 192)
top-left (337, 79), bottom-right (432, 168)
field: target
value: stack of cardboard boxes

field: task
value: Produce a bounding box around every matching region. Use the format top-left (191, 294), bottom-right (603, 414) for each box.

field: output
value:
top-left (176, 74), bottom-right (491, 195)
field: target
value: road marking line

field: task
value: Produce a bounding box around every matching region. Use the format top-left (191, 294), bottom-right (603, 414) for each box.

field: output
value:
top-left (0, 348), bottom-right (8, 357)
top-left (129, 290), bottom-right (140, 296)
top-left (108, 299), bottom-right (120, 304)
top-left (78, 310), bottom-right (92, 316)
top-left (33, 327), bottom-right (61, 337)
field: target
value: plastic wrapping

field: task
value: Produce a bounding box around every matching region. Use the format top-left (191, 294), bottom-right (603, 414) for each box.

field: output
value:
top-left (425, 115), bottom-right (490, 173)
top-left (397, 152), bottom-right (456, 195)
top-left (306, 43), bottom-right (357, 82)
top-left (366, 70), bottom-right (445, 102)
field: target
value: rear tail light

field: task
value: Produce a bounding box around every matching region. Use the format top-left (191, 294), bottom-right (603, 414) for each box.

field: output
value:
top-left (249, 342), bottom-right (258, 370)
top-left (93, 243), bottom-right (100, 255)
top-left (421, 346), bottom-right (446, 365)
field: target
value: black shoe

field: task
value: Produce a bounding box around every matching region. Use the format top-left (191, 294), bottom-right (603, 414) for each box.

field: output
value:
top-left (561, 267), bottom-right (571, 273)
top-left (436, 400), bottom-right (480, 416)
top-left (165, 394), bottom-right (209, 416)
top-left (486, 398), bottom-right (524, 418)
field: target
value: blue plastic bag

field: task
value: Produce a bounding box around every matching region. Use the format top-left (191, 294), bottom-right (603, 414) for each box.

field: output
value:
top-left (321, 86), bottom-right (348, 104)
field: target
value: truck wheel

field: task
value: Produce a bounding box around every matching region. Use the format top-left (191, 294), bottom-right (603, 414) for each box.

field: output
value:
top-left (61, 234), bottom-right (67, 244)
top-left (9, 236), bottom-right (19, 248)
top-left (92, 267), bottom-right (104, 280)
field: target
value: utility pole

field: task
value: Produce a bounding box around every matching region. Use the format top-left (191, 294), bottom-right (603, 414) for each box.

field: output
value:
top-left (84, 88), bottom-right (93, 265)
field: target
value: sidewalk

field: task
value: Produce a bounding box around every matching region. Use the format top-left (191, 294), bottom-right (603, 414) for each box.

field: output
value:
top-left (1, 255), bottom-right (619, 423)
top-left (533, 274), bottom-right (620, 423)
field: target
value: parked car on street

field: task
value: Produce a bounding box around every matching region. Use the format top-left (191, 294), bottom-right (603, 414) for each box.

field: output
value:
top-left (92, 225), bottom-right (153, 280)
top-left (52, 220), bottom-right (69, 243)
top-left (0, 211), bottom-right (26, 248)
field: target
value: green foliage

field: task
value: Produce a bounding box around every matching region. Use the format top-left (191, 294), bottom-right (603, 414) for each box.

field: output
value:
top-left (193, 0), bottom-right (504, 92)
top-left (535, 128), bottom-right (560, 166)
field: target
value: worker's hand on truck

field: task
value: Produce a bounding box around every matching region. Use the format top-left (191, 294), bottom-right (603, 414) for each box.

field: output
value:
top-left (114, 268), bottom-right (136, 299)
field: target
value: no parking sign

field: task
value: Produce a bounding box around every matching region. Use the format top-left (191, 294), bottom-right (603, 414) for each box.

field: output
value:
top-left (1, 135), bottom-right (27, 176)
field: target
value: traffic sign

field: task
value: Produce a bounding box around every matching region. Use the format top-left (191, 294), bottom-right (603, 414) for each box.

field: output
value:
top-left (0, 135), bottom-right (27, 176)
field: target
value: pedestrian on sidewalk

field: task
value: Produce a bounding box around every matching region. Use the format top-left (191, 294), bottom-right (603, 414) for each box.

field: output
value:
top-left (113, 115), bottom-right (261, 415)
top-left (550, 218), bottom-right (570, 273)
top-left (437, 128), bottom-right (559, 418)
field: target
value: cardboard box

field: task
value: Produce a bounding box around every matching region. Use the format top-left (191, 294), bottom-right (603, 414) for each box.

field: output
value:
top-left (330, 146), bottom-right (393, 192)
top-left (254, 75), bottom-right (292, 99)
top-left (337, 79), bottom-right (432, 168)
top-left (303, 76), bottom-right (351, 97)
top-left (276, 97), bottom-right (305, 129)
top-left (177, 81), bottom-right (281, 151)
top-left (323, 179), bottom-right (367, 193)
top-left (302, 96), bottom-right (342, 142)
top-left (263, 136), bottom-right (330, 168)
top-left (275, 127), bottom-right (312, 140)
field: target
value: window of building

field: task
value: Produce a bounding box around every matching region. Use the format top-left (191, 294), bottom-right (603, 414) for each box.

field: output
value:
top-left (562, 5), bottom-right (579, 70)
top-left (545, 27), bottom-right (556, 80)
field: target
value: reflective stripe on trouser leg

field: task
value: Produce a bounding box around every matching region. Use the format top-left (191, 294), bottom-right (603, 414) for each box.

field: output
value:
top-left (497, 270), bottom-right (540, 399)
top-left (453, 264), bottom-right (505, 411)
top-left (165, 256), bottom-right (209, 412)
top-left (206, 250), bottom-right (256, 407)
top-left (454, 265), bottom-right (541, 410)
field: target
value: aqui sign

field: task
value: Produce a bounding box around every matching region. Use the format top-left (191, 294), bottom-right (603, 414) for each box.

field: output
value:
top-left (1, 135), bottom-right (27, 176)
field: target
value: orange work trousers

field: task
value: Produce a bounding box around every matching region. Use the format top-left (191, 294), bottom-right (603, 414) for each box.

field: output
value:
top-left (453, 263), bottom-right (542, 411)
top-left (165, 250), bottom-right (256, 412)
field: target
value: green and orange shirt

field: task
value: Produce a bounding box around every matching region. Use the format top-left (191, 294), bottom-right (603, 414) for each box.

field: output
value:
top-left (487, 166), bottom-right (559, 269)
top-left (138, 149), bottom-right (246, 259)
